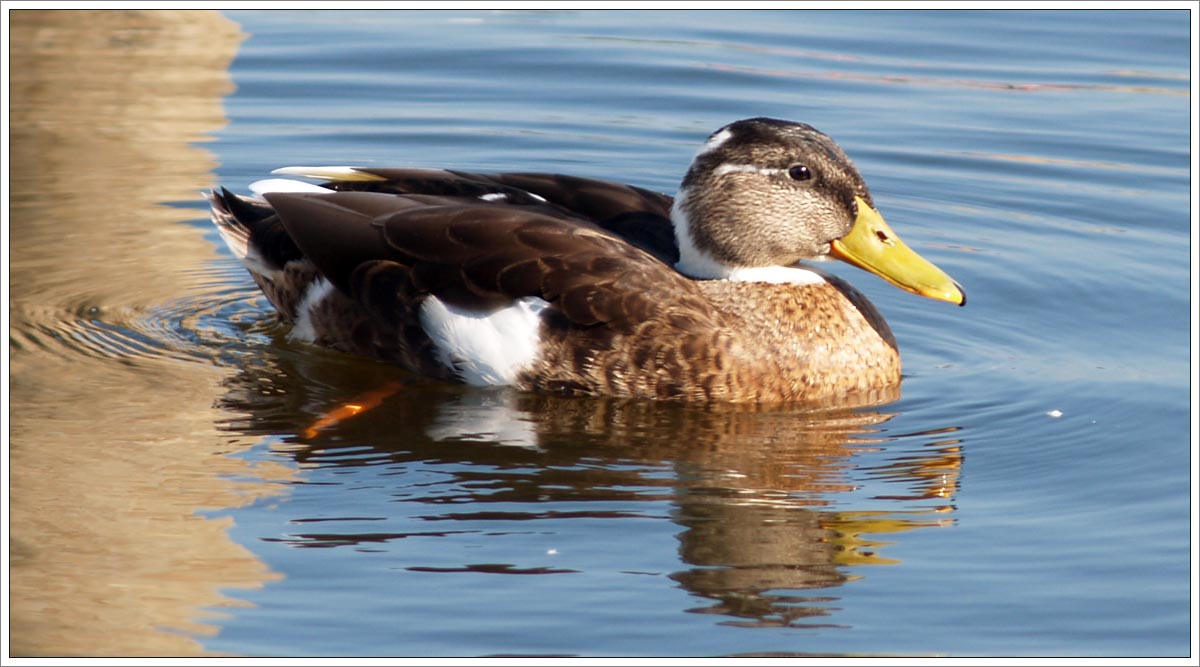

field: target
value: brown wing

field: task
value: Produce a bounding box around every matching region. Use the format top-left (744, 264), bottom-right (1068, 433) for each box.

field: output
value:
top-left (262, 190), bottom-right (709, 336)
top-left (321, 169), bottom-right (680, 265)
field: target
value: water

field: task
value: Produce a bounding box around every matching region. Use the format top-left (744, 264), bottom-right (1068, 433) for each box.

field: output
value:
top-left (6, 8), bottom-right (1193, 658)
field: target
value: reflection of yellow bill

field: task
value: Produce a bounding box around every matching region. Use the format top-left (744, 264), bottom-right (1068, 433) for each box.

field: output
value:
top-left (824, 508), bottom-right (956, 566)
top-left (831, 196), bottom-right (966, 306)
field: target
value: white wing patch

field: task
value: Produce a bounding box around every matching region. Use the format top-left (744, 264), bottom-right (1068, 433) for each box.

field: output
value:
top-left (419, 296), bottom-right (550, 386)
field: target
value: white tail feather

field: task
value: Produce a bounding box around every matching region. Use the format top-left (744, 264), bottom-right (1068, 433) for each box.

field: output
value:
top-left (249, 178), bottom-right (334, 197)
top-left (208, 190), bottom-right (283, 279)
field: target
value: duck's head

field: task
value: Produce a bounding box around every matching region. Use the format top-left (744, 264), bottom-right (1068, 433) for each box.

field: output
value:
top-left (671, 117), bottom-right (965, 306)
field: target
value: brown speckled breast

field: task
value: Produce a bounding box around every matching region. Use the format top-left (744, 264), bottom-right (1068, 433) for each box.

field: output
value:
top-left (521, 274), bottom-right (899, 403)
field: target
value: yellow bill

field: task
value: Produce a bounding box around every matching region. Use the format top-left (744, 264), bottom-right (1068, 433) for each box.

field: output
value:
top-left (830, 196), bottom-right (966, 306)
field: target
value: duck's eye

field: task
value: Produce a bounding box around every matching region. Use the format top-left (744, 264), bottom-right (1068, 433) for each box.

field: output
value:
top-left (787, 165), bottom-right (812, 181)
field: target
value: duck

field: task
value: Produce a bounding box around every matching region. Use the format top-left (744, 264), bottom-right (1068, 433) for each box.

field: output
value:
top-left (208, 117), bottom-right (964, 403)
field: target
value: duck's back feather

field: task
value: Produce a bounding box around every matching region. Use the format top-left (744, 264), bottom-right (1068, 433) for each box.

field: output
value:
top-left (316, 169), bottom-right (680, 265)
top-left (261, 189), bottom-right (707, 333)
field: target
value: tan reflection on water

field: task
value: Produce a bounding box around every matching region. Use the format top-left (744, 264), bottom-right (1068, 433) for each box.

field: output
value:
top-left (8, 10), bottom-right (292, 656)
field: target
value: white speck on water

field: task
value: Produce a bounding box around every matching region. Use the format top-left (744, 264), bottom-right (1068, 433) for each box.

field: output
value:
top-left (1046, 410), bottom-right (1063, 418)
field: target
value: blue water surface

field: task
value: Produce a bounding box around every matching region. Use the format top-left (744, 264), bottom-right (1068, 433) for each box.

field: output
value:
top-left (199, 9), bottom-right (1193, 657)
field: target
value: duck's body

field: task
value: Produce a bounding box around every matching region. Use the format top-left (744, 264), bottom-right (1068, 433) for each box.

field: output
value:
top-left (210, 118), bottom-right (963, 402)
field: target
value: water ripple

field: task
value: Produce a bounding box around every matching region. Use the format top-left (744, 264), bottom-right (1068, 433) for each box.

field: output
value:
top-left (10, 263), bottom-right (275, 371)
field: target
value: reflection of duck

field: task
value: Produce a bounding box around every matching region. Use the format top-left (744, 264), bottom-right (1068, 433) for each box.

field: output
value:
top-left (210, 117), bottom-right (964, 402)
top-left (215, 342), bottom-right (962, 629)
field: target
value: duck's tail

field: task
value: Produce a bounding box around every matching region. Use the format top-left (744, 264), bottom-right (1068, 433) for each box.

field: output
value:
top-left (208, 187), bottom-right (290, 280)
top-left (208, 187), bottom-right (329, 322)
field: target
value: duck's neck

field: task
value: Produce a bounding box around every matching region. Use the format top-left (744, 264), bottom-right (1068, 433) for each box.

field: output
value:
top-left (670, 190), bottom-right (732, 279)
top-left (670, 189), bottom-right (828, 286)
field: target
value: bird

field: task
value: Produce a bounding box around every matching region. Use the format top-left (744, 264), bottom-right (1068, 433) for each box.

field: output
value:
top-left (208, 117), bottom-right (964, 403)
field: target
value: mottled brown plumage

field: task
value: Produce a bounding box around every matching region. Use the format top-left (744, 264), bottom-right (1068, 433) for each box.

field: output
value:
top-left (209, 118), bottom-right (964, 403)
